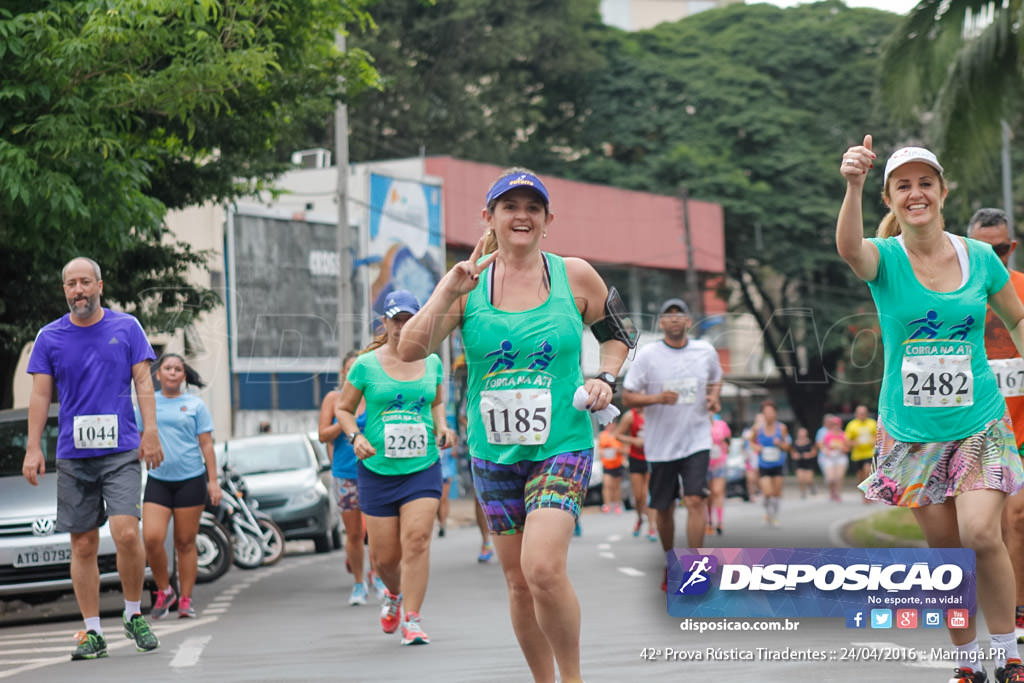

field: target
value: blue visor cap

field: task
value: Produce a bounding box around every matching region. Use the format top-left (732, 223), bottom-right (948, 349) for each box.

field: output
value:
top-left (485, 173), bottom-right (550, 207)
top-left (383, 289), bottom-right (421, 318)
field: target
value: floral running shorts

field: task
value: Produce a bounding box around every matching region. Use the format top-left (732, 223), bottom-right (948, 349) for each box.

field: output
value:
top-left (859, 413), bottom-right (1024, 508)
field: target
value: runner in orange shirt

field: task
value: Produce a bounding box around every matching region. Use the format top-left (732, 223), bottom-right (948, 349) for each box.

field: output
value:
top-left (969, 207), bottom-right (1024, 642)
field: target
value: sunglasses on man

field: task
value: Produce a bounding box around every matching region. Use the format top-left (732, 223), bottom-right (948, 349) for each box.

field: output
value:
top-left (993, 243), bottom-right (1013, 256)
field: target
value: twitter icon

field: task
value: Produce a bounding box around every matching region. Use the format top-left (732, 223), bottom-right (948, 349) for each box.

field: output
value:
top-left (870, 609), bottom-right (892, 629)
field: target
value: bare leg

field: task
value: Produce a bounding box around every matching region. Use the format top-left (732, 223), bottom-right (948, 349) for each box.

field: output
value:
top-left (70, 529), bottom-right (101, 620)
top-left (955, 491), bottom-right (1015, 636)
top-left (142, 502), bottom-right (173, 590)
top-left (682, 495), bottom-right (707, 547)
top-left (492, 531), bottom-right (557, 683)
top-left (396, 497), bottom-right (439, 614)
top-left (172, 505), bottom-right (203, 598)
top-left (365, 514), bottom-right (402, 595)
top-left (342, 508), bottom-right (365, 583)
top-left (1002, 488), bottom-right (1024, 613)
top-left (913, 501), bottom-right (973, 645)
top-left (109, 514), bottom-right (145, 602)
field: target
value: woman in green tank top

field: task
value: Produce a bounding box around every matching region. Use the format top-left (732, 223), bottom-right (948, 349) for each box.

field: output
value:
top-left (838, 137), bottom-right (1024, 681)
top-left (397, 168), bottom-right (629, 683)
top-left (336, 290), bottom-right (455, 647)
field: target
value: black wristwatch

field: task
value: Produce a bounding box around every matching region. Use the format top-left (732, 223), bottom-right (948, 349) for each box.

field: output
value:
top-left (347, 431), bottom-right (361, 444)
top-left (593, 372), bottom-right (617, 392)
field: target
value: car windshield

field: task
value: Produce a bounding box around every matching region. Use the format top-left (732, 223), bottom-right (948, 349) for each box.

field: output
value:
top-left (222, 439), bottom-right (310, 475)
top-left (0, 414), bottom-right (58, 477)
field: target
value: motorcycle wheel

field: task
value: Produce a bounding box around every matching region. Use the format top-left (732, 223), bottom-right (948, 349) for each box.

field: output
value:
top-left (256, 517), bottom-right (285, 566)
top-left (195, 518), bottom-right (233, 583)
top-left (232, 526), bottom-right (265, 569)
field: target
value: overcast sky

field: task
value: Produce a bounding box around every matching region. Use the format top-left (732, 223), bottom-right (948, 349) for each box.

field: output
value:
top-left (757, 0), bottom-right (918, 13)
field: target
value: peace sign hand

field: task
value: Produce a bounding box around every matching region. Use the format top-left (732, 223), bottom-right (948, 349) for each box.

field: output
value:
top-left (439, 233), bottom-right (498, 298)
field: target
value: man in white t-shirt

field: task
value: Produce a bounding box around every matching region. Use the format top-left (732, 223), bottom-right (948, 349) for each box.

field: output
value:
top-left (623, 298), bottom-right (722, 590)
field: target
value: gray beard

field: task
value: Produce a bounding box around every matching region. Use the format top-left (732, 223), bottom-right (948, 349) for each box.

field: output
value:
top-left (68, 297), bottom-right (98, 320)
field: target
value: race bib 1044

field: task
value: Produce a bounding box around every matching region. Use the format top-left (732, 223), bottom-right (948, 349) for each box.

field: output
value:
top-left (73, 414), bottom-right (118, 449)
top-left (479, 389), bottom-right (551, 446)
top-left (901, 347), bottom-right (973, 408)
top-left (989, 358), bottom-right (1024, 398)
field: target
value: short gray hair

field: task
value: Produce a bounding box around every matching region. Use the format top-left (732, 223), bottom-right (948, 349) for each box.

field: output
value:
top-left (61, 257), bottom-right (102, 282)
top-left (966, 208), bottom-right (1010, 238)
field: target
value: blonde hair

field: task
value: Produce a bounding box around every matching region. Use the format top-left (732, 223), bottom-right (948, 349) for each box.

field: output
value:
top-left (482, 166), bottom-right (549, 255)
top-left (875, 171), bottom-right (948, 238)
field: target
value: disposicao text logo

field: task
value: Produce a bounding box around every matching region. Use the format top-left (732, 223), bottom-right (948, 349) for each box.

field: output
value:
top-left (666, 548), bottom-right (976, 619)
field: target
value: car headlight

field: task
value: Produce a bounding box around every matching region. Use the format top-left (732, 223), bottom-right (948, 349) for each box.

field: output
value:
top-left (290, 489), bottom-right (321, 506)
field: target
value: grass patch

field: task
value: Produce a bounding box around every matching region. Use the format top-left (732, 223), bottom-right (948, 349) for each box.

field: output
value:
top-left (845, 507), bottom-right (926, 548)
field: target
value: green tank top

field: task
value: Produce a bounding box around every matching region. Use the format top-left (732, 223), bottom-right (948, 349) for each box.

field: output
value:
top-left (346, 351), bottom-right (442, 476)
top-left (463, 253), bottom-right (594, 464)
top-left (866, 236), bottom-right (1009, 442)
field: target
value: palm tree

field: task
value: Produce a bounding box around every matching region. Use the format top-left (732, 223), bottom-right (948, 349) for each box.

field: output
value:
top-left (879, 0), bottom-right (1022, 192)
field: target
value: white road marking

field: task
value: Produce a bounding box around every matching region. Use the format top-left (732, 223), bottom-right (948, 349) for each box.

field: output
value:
top-left (599, 552), bottom-right (615, 559)
top-left (597, 543), bottom-right (611, 550)
top-left (617, 567), bottom-right (645, 577)
top-left (170, 635), bottom-right (212, 668)
top-left (606, 534), bottom-right (622, 542)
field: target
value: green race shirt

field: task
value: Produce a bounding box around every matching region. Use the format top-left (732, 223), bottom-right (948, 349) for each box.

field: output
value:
top-left (866, 235), bottom-right (1009, 442)
top-left (463, 252), bottom-right (594, 464)
top-left (347, 351), bottom-right (443, 476)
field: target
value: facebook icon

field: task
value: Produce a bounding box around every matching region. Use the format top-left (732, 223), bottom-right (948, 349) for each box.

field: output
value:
top-left (846, 610), bottom-right (866, 629)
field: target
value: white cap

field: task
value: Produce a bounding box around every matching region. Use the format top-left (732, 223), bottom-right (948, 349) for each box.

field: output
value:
top-left (883, 146), bottom-right (943, 186)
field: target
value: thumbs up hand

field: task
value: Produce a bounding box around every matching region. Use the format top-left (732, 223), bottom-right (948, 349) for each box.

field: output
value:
top-left (840, 134), bottom-right (876, 188)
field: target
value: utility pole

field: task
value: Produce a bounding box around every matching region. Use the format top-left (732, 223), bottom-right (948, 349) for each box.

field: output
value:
top-left (1002, 120), bottom-right (1017, 270)
top-left (335, 30), bottom-right (354, 360)
top-left (679, 185), bottom-right (703, 321)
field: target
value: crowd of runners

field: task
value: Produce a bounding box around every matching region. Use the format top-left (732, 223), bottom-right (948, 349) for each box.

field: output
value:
top-left (18, 149), bottom-right (1024, 683)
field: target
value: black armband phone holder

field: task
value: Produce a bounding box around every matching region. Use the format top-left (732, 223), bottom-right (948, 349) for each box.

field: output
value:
top-left (590, 286), bottom-right (639, 349)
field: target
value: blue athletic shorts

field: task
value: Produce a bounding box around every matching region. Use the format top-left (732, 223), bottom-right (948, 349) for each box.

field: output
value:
top-left (356, 461), bottom-right (442, 517)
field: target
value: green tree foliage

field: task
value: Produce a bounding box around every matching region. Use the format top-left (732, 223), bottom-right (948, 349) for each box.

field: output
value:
top-left (880, 0), bottom-right (1023, 204)
top-left (346, 0), bottom-right (606, 166)
top-left (538, 1), bottom-right (910, 429)
top-left (0, 0), bottom-right (379, 408)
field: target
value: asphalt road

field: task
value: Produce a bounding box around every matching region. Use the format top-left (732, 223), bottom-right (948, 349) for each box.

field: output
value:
top-left (0, 483), bottom-right (997, 682)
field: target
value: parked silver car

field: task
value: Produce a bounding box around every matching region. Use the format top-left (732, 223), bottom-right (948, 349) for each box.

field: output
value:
top-left (0, 407), bottom-right (122, 601)
top-left (215, 433), bottom-right (341, 553)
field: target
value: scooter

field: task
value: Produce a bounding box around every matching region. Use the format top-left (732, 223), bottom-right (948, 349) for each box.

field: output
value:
top-left (194, 512), bottom-right (233, 583)
top-left (209, 462), bottom-right (285, 569)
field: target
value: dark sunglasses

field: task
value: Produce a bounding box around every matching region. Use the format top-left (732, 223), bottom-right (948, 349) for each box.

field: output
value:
top-left (993, 243), bottom-right (1013, 256)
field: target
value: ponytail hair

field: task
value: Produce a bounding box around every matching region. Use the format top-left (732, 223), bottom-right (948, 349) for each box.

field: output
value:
top-left (155, 353), bottom-right (206, 389)
top-left (876, 212), bottom-right (901, 238)
top-left (362, 327), bottom-right (388, 353)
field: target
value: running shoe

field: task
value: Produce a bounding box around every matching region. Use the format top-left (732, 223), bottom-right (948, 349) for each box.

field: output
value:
top-left (660, 566), bottom-right (667, 592)
top-left (706, 525), bottom-right (714, 536)
top-left (371, 573), bottom-right (387, 601)
top-left (997, 660), bottom-right (1024, 683)
top-left (380, 590), bottom-right (402, 634)
top-left (600, 504), bottom-right (610, 513)
top-left (716, 526), bottom-right (723, 536)
top-left (123, 613), bottom-right (159, 652)
top-left (150, 587), bottom-right (177, 620)
top-left (71, 630), bottom-right (108, 660)
top-left (951, 667), bottom-right (988, 683)
top-left (647, 531), bottom-right (658, 542)
top-left (349, 582), bottom-right (368, 606)
top-left (614, 504), bottom-right (623, 514)
top-left (574, 520), bottom-right (582, 537)
top-left (178, 596), bottom-right (196, 618)
top-left (400, 611), bottom-right (430, 645)
top-left (1016, 607), bottom-right (1024, 644)
top-left (632, 516), bottom-right (644, 537)
top-left (437, 525), bottom-right (446, 538)
top-left (478, 542), bottom-right (495, 563)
